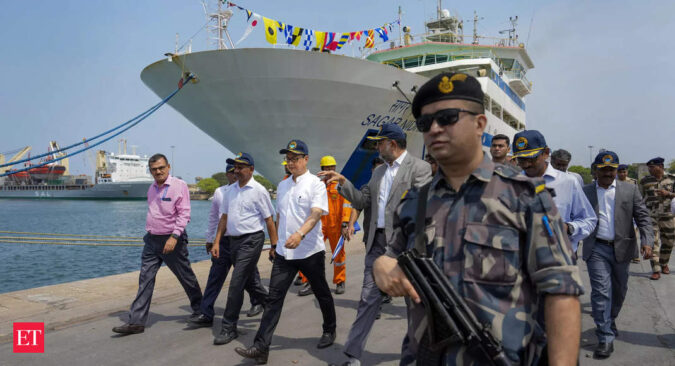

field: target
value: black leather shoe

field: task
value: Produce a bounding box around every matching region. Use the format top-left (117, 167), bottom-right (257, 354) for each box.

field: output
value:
top-left (187, 314), bottom-right (213, 327)
top-left (317, 331), bottom-right (336, 348)
top-left (298, 283), bottom-right (314, 296)
top-left (593, 342), bottom-right (613, 358)
top-left (213, 328), bottom-right (238, 345)
top-left (235, 345), bottom-right (269, 364)
top-left (247, 304), bottom-right (264, 317)
top-left (112, 324), bottom-right (145, 334)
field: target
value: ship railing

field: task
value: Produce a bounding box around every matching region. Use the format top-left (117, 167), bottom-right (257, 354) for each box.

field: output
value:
top-left (378, 48), bottom-right (499, 70)
top-left (360, 29), bottom-right (516, 58)
top-left (502, 70), bottom-right (532, 90)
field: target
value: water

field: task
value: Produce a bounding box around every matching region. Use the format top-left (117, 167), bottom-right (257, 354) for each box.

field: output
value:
top-left (0, 199), bottom-right (214, 294)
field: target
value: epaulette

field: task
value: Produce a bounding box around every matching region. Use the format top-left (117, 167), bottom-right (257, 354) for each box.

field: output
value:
top-left (493, 164), bottom-right (546, 195)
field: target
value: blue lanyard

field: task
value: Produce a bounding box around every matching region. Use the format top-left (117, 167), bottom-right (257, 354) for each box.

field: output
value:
top-left (159, 185), bottom-right (170, 201)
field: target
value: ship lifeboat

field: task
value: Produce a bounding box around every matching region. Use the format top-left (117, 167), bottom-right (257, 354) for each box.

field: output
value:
top-left (28, 165), bottom-right (66, 180)
top-left (7, 169), bottom-right (30, 182)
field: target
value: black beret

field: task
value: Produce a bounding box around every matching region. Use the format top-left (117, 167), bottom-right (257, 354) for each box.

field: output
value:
top-left (647, 157), bottom-right (665, 166)
top-left (412, 72), bottom-right (484, 118)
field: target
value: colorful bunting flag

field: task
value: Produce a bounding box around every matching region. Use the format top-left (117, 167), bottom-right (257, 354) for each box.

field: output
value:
top-left (236, 12), bottom-right (260, 45)
top-left (376, 27), bottom-right (389, 42)
top-left (229, 3), bottom-right (399, 50)
top-left (303, 29), bottom-right (314, 50)
top-left (263, 17), bottom-right (280, 44)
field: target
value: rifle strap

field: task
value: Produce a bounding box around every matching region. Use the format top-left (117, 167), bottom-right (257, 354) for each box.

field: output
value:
top-left (414, 182), bottom-right (432, 256)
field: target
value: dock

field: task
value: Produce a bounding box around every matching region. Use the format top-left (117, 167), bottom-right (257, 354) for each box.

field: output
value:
top-left (1, 237), bottom-right (674, 365)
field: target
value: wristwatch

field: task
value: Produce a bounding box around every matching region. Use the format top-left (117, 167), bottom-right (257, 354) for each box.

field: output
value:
top-left (170, 233), bottom-right (180, 240)
top-left (341, 222), bottom-right (349, 228)
top-left (566, 224), bottom-right (574, 236)
top-left (271, 244), bottom-right (277, 249)
top-left (297, 231), bottom-right (306, 240)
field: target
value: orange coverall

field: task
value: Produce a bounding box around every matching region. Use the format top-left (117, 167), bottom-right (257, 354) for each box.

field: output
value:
top-left (299, 181), bottom-right (351, 285)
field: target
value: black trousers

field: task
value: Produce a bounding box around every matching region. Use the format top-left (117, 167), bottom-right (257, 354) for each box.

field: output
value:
top-left (221, 231), bottom-right (269, 329)
top-left (199, 235), bottom-right (264, 319)
top-left (129, 232), bottom-right (202, 325)
top-left (253, 250), bottom-right (336, 351)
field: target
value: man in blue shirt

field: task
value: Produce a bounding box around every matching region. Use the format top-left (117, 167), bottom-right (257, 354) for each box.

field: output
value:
top-left (513, 130), bottom-right (597, 256)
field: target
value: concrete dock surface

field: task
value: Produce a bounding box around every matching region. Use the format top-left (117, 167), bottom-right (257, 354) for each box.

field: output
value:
top-left (1, 238), bottom-right (674, 365)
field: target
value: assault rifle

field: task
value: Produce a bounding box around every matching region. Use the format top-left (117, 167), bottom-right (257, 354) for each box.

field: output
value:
top-left (397, 183), bottom-right (513, 366)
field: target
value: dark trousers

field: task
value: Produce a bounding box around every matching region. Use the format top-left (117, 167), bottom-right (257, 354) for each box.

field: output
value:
top-left (200, 235), bottom-right (264, 319)
top-left (587, 242), bottom-right (629, 343)
top-left (254, 250), bottom-right (336, 351)
top-left (222, 231), bottom-right (269, 329)
top-left (344, 229), bottom-right (386, 359)
top-left (128, 232), bottom-right (202, 325)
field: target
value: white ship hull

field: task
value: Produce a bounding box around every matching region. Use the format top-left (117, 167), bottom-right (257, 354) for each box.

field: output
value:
top-left (141, 48), bottom-right (518, 181)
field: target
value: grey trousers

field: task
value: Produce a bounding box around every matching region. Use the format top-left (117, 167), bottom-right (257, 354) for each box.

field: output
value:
top-left (344, 229), bottom-right (387, 359)
top-left (128, 233), bottom-right (202, 325)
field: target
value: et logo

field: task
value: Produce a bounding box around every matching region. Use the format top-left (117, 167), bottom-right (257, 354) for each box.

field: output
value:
top-left (13, 322), bottom-right (44, 353)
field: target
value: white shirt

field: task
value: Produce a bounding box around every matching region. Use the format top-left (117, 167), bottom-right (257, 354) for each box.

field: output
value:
top-left (596, 180), bottom-right (616, 241)
top-left (568, 171), bottom-right (585, 186)
top-left (540, 163), bottom-right (597, 252)
top-left (377, 150), bottom-right (407, 228)
top-left (221, 178), bottom-right (275, 237)
top-left (276, 170), bottom-right (329, 259)
top-left (205, 184), bottom-right (232, 242)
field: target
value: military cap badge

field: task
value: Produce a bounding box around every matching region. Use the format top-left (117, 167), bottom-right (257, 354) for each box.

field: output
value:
top-left (289, 141), bottom-right (297, 149)
top-left (438, 76), bottom-right (454, 94)
top-left (515, 137), bottom-right (528, 151)
top-left (603, 155), bottom-right (614, 164)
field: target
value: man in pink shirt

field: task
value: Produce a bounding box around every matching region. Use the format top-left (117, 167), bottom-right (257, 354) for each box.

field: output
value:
top-left (113, 153), bottom-right (203, 335)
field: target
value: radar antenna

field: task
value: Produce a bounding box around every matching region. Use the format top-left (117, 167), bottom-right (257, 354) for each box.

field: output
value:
top-left (498, 16), bottom-right (519, 46)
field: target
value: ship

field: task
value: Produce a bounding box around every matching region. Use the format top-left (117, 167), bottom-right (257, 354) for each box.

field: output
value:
top-left (0, 140), bottom-right (153, 199)
top-left (140, 4), bottom-right (533, 186)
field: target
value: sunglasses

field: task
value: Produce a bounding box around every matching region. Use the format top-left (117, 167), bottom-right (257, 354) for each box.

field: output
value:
top-left (415, 108), bottom-right (479, 132)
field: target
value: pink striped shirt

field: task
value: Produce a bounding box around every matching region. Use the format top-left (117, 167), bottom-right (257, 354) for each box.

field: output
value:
top-left (145, 175), bottom-right (191, 236)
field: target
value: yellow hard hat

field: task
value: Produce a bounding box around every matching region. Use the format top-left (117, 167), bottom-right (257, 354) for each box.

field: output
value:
top-left (320, 155), bottom-right (337, 167)
top-left (281, 161), bottom-right (287, 166)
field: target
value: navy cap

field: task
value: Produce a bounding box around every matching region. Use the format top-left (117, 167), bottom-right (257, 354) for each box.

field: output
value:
top-left (279, 139), bottom-right (309, 155)
top-left (617, 164), bottom-right (628, 171)
top-left (512, 130), bottom-right (547, 158)
top-left (594, 151), bottom-right (620, 168)
top-left (226, 164), bottom-right (235, 173)
top-left (412, 72), bottom-right (484, 118)
top-left (366, 123), bottom-right (406, 141)
top-left (647, 157), bottom-right (665, 166)
top-left (226, 152), bottom-right (254, 166)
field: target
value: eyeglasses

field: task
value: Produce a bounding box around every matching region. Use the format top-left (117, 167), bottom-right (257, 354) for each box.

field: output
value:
top-left (284, 155), bottom-right (305, 163)
top-left (149, 165), bottom-right (167, 172)
top-left (415, 108), bottom-right (479, 132)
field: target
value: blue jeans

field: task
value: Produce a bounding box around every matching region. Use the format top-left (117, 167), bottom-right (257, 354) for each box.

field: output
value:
top-left (586, 242), bottom-right (629, 343)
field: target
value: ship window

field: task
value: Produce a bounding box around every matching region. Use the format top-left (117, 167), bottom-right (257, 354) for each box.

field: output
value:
top-left (491, 100), bottom-right (503, 119)
top-left (403, 56), bottom-right (422, 68)
top-left (499, 58), bottom-right (515, 71)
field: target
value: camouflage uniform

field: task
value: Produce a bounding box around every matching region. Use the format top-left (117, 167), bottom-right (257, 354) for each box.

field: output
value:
top-left (386, 154), bottom-right (584, 365)
top-left (639, 174), bottom-right (675, 272)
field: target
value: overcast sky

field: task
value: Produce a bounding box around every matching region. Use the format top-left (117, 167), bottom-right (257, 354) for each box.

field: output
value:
top-left (1, 0), bottom-right (673, 183)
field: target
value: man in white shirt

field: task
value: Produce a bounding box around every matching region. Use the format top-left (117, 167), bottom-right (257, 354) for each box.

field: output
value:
top-left (189, 164), bottom-right (264, 329)
top-left (514, 130), bottom-right (597, 255)
top-left (551, 148), bottom-right (585, 186)
top-left (235, 140), bottom-right (334, 364)
top-left (210, 153), bottom-right (277, 345)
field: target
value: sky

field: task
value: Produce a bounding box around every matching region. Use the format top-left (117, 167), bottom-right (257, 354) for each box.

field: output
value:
top-left (1, 0), bottom-right (673, 183)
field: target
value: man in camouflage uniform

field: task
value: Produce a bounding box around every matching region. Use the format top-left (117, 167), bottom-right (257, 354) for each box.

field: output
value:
top-left (618, 164), bottom-right (640, 263)
top-left (373, 72), bottom-right (584, 365)
top-left (639, 157), bottom-right (675, 280)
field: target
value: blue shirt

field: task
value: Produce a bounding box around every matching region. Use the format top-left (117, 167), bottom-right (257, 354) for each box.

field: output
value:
top-left (538, 164), bottom-right (597, 252)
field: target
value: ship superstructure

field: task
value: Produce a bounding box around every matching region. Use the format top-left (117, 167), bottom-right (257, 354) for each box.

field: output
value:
top-left (140, 3), bottom-right (534, 184)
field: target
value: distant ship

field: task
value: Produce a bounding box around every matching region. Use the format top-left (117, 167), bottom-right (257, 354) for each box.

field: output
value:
top-left (0, 140), bottom-right (153, 199)
top-left (141, 4), bottom-right (533, 186)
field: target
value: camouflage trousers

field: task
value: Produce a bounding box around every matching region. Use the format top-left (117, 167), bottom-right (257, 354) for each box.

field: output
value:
top-left (651, 216), bottom-right (675, 272)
